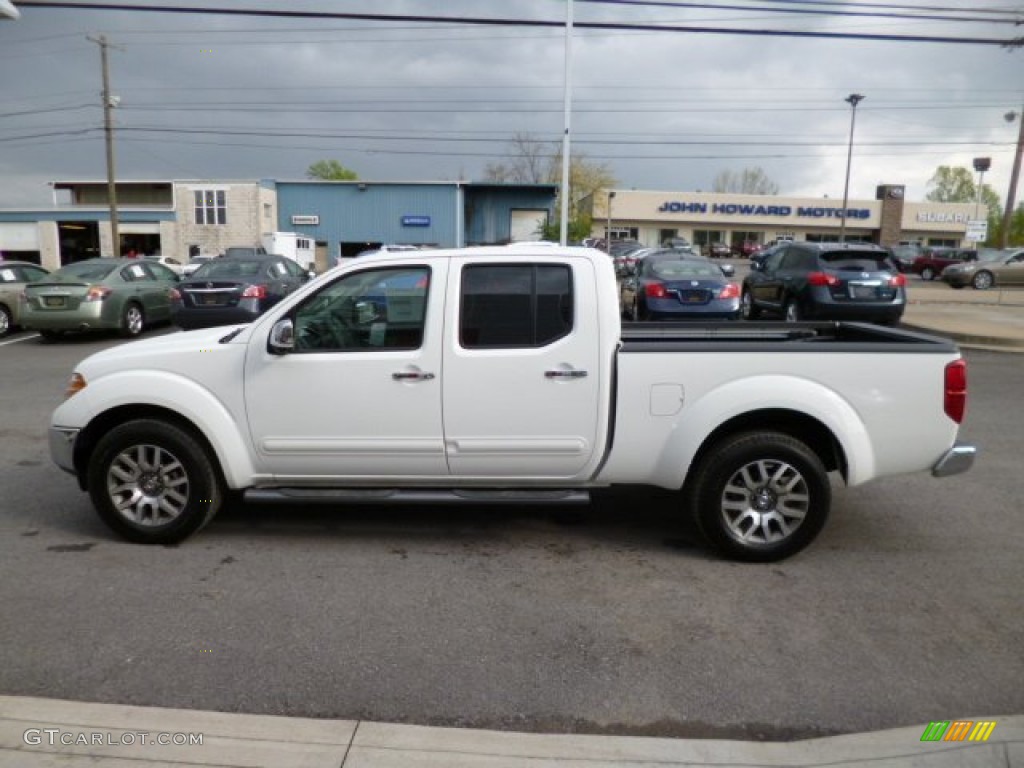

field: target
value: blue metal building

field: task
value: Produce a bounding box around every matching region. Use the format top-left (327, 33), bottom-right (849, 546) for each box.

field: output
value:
top-left (274, 181), bottom-right (557, 261)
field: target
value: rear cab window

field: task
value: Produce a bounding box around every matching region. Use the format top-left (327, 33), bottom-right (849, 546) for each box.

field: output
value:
top-left (459, 264), bottom-right (573, 349)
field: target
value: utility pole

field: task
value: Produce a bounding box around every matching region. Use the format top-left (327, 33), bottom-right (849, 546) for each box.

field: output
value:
top-left (87, 34), bottom-right (121, 257)
top-left (999, 107), bottom-right (1023, 249)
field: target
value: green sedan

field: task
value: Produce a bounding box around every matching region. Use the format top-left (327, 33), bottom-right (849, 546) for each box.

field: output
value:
top-left (21, 258), bottom-right (179, 340)
top-left (0, 260), bottom-right (50, 337)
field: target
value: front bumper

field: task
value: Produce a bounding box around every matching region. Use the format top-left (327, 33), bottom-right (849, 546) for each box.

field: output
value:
top-left (931, 442), bottom-right (976, 478)
top-left (49, 427), bottom-right (80, 476)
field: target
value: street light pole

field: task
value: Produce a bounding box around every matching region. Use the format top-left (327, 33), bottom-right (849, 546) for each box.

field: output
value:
top-left (839, 93), bottom-right (864, 244)
top-left (999, 108), bottom-right (1023, 249)
top-left (972, 157), bottom-right (991, 245)
top-left (605, 190), bottom-right (616, 251)
top-left (558, 0), bottom-right (573, 246)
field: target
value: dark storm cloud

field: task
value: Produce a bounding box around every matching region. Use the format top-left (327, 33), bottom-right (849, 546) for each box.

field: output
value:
top-left (1, 0), bottom-right (1021, 208)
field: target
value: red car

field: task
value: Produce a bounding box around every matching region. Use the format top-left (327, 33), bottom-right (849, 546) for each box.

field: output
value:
top-left (912, 247), bottom-right (976, 281)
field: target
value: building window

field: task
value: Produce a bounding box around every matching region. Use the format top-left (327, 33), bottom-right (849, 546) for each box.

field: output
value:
top-left (263, 203), bottom-right (272, 220)
top-left (693, 229), bottom-right (725, 247)
top-left (194, 190), bottom-right (226, 225)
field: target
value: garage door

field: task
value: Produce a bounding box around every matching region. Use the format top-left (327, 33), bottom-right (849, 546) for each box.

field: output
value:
top-left (510, 209), bottom-right (548, 242)
top-left (0, 222), bottom-right (40, 251)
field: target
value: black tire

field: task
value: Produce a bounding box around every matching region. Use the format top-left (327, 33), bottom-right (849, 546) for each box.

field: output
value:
top-left (38, 329), bottom-right (63, 343)
top-left (784, 299), bottom-right (801, 322)
top-left (920, 267), bottom-right (935, 281)
top-left (688, 431), bottom-right (831, 562)
top-left (972, 270), bottom-right (994, 291)
top-left (632, 298), bottom-right (646, 322)
top-left (120, 302), bottom-right (145, 337)
top-left (87, 419), bottom-right (223, 544)
top-left (740, 290), bottom-right (760, 320)
top-left (0, 304), bottom-right (11, 337)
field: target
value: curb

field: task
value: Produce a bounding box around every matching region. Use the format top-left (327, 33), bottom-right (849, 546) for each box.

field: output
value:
top-left (902, 323), bottom-right (1024, 351)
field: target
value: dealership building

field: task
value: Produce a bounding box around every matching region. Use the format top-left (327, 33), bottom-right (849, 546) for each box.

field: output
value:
top-left (0, 179), bottom-right (557, 271)
top-left (0, 178), bottom-right (987, 270)
top-left (585, 184), bottom-right (986, 252)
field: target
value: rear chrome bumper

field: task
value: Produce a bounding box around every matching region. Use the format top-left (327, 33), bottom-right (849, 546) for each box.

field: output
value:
top-left (932, 442), bottom-right (976, 478)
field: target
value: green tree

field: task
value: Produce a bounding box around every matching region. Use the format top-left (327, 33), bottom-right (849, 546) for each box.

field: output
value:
top-left (926, 165), bottom-right (1003, 245)
top-left (712, 167), bottom-right (779, 195)
top-left (306, 160), bottom-right (359, 181)
top-left (484, 132), bottom-right (617, 240)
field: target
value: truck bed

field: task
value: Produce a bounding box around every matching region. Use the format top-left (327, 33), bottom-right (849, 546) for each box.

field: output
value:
top-left (620, 321), bottom-right (957, 353)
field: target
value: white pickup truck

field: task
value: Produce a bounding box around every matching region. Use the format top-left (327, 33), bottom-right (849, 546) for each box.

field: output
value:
top-left (49, 246), bottom-right (975, 561)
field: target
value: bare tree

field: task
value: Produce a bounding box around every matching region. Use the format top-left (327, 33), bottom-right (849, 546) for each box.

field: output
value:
top-left (713, 167), bottom-right (780, 195)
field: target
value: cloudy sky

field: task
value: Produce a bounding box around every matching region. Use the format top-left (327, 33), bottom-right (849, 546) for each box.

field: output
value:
top-left (1, 1), bottom-right (1022, 210)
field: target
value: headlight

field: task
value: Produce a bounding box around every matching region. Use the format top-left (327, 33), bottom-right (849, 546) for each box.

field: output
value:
top-left (64, 372), bottom-right (87, 399)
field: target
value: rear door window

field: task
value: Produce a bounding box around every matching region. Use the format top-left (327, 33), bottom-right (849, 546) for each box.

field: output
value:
top-left (460, 264), bottom-right (573, 348)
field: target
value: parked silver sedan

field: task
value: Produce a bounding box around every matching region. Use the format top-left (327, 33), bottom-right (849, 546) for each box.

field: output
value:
top-left (0, 260), bottom-right (50, 336)
top-left (941, 248), bottom-right (1024, 290)
top-left (21, 258), bottom-right (179, 340)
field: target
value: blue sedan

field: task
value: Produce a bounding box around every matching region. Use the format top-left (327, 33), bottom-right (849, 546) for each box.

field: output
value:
top-left (621, 257), bottom-right (740, 321)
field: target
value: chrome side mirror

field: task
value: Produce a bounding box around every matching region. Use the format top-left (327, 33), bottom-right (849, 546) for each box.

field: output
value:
top-left (720, 264), bottom-right (736, 277)
top-left (269, 318), bottom-right (295, 354)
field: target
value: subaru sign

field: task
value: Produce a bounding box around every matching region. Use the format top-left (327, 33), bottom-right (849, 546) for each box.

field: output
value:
top-left (402, 216), bottom-right (431, 227)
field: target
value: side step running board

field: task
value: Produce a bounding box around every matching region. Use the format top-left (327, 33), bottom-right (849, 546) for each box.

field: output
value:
top-left (243, 488), bottom-right (592, 506)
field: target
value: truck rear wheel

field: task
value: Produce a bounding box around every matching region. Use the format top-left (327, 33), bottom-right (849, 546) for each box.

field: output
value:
top-left (87, 419), bottom-right (223, 544)
top-left (689, 431), bottom-right (830, 562)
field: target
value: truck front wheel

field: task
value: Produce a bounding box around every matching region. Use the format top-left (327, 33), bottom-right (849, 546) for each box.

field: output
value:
top-left (689, 431), bottom-right (830, 562)
top-left (87, 419), bottom-right (223, 544)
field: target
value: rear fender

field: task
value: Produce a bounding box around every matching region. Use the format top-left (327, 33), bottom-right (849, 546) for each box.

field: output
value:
top-left (651, 374), bottom-right (874, 489)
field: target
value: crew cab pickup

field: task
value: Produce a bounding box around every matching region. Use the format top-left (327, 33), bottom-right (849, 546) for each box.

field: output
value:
top-left (48, 247), bottom-right (976, 561)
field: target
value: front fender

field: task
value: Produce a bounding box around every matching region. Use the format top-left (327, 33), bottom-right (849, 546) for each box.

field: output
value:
top-left (52, 370), bottom-right (256, 490)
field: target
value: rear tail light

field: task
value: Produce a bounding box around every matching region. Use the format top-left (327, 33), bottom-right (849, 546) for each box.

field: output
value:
top-left (889, 274), bottom-right (907, 287)
top-left (718, 283), bottom-right (740, 299)
top-left (944, 359), bottom-right (967, 424)
top-left (169, 288), bottom-right (181, 301)
top-left (807, 271), bottom-right (839, 287)
top-left (645, 283), bottom-right (667, 299)
top-left (241, 284), bottom-right (267, 299)
top-left (84, 286), bottom-right (112, 302)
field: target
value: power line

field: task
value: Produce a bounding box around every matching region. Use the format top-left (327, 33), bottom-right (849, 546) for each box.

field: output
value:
top-left (578, 0), bottom-right (1022, 24)
top-left (13, 2), bottom-right (1020, 46)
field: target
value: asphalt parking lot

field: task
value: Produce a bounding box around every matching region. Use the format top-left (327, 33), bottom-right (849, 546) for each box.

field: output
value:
top-left (0, 318), bottom-right (1021, 743)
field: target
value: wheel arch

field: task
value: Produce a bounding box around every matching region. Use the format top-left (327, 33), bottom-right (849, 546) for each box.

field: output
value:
top-left (684, 409), bottom-right (847, 496)
top-left (72, 405), bottom-right (221, 491)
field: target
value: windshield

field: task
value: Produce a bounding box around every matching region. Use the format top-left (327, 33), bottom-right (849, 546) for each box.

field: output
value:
top-left (977, 249), bottom-right (1010, 263)
top-left (650, 261), bottom-right (719, 279)
top-left (51, 262), bottom-right (117, 281)
top-left (192, 259), bottom-right (267, 278)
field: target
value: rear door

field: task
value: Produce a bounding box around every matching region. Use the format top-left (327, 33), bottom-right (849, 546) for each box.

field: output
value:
top-left (749, 247), bottom-right (789, 311)
top-left (442, 257), bottom-right (601, 479)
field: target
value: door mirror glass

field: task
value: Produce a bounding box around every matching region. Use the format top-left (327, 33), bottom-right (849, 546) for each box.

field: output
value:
top-left (269, 318), bottom-right (295, 354)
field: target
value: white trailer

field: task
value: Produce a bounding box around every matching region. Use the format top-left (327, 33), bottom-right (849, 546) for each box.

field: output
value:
top-left (261, 232), bottom-right (316, 270)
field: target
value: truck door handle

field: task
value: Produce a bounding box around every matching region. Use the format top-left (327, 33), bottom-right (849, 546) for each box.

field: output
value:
top-left (545, 369), bottom-right (588, 379)
top-left (392, 371), bottom-right (435, 381)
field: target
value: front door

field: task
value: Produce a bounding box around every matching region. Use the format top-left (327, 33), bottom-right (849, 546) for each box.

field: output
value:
top-left (244, 261), bottom-right (447, 480)
top-left (441, 257), bottom-right (601, 479)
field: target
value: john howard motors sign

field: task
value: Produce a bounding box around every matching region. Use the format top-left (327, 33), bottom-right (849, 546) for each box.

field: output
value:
top-left (657, 201), bottom-right (872, 220)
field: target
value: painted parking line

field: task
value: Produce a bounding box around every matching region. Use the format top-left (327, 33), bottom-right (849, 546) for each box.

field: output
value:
top-left (0, 333), bottom-right (40, 347)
